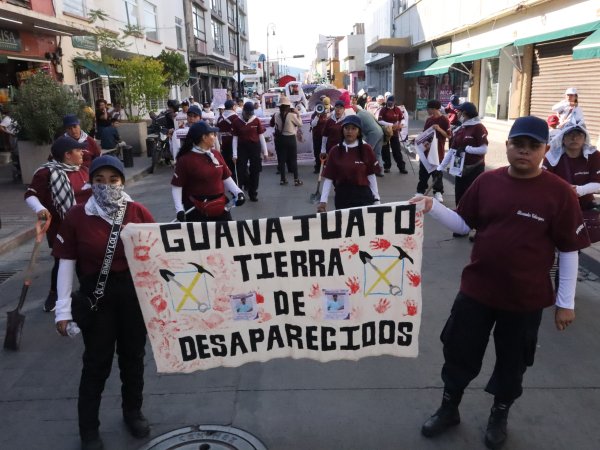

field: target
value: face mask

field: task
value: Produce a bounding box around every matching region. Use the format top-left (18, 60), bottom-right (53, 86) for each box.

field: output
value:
top-left (92, 183), bottom-right (125, 215)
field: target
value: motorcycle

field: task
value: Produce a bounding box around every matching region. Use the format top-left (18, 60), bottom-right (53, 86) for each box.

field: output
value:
top-left (147, 111), bottom-right (173, 173)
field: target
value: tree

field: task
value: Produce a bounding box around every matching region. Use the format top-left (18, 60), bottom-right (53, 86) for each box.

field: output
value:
top-left (156, 50), bottom-right (189, 87)
top-left (112, 56), bottom-right (168, 120)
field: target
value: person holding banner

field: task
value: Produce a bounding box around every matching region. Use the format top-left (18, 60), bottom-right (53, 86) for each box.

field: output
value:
top-left (317, 115), bottom-right (381, 212)
top-left (170, 105), bottom-right (203, 160)
top-left (413, 116), bottom-right (589, 450)
top-left (53, 156), bottom-right (155, 450)
top-left (216, 99), bottom-right (239, 176)
top-left (416, 100), bottom-right (450, 202)
top-left (172, 121), bottom-right (245, 222)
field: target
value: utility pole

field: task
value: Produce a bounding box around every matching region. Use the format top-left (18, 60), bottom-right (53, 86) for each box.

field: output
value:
top-left (235, 0), bottom-right (242, 99)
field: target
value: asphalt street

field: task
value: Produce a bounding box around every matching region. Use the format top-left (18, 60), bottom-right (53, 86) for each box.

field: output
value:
top-left (1, 160), bottom-right (600, 450)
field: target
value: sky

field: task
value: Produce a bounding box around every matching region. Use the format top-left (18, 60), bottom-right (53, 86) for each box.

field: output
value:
top-left (247, 0), bottom-right (370, 71)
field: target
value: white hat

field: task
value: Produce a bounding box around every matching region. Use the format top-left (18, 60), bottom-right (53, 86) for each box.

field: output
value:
top-left (376, 95), bottom-right (384, 101)
top-left (384, 91), bottom-right (392, 99)
top-left (217, 104), bottom-right (225, 109)
top-left (565, 87), bottom-right (578, 95)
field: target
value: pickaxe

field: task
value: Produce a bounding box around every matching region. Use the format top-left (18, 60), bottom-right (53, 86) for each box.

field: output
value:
top-left (360, 250), bottom-right (401, 296)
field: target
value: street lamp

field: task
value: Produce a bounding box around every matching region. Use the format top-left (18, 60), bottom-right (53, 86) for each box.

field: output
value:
top-left (266, 23), bottom-right (276, 90)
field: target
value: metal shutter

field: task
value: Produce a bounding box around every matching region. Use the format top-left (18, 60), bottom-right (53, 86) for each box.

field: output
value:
top-left (530, 36), bottom-right (600, 143)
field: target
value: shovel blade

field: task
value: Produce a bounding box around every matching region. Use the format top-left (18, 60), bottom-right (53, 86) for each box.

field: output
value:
top-left (4, 309), bottom-right (25, 351)
top-left (309, 191), bottom-right (321, 204)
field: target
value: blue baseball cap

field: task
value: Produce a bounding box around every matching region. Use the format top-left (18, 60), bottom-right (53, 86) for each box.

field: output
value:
top-left (224, 99), bottom-right (235, 109)
top-left (187, 105), bottom-right (202, 116)
top-left (456, 101), bottom-right (478, 117)
top-left (508, 116), bottom-right (549, 143)
top-left (90, 155), bottom-right (125, 181)
top-left (188, 121), bottom-right (219, 142)
top-left (63, 114), bottom-right (80, 127)
top-left (243, 101), bottom-right (255, 112)
top-left (51, 135), bottom-right (86, 161)
top-left (341, 115), bottom-right (362, 130)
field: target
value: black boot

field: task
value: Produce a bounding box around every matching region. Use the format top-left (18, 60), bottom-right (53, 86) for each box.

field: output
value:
top-left (484, 400), bottom-right (512, 449)
top-left (80, 430), bottom-right (104, 450)
top-left (123, 410), bottom-right (150, 438)
top-left (421, 389), bottom-right (463, 437)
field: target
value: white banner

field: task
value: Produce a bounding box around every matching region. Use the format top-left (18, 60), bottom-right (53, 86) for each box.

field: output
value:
top-left (121, 202), bottom-right (424, 373)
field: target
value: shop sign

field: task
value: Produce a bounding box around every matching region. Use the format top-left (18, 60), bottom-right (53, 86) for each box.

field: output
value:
top-left (71, 35), bottom-right (98, 51)
top-left (0, 28), bottom-right (21, 52)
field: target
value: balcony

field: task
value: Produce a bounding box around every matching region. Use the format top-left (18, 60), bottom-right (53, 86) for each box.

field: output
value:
top-left (214, 44), bottom-right (225, 55)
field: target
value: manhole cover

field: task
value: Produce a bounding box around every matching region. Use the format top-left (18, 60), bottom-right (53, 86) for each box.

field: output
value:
top-left (138, 425), bottom-right (267, 450)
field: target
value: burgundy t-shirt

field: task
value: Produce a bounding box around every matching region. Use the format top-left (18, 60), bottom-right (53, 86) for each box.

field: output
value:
top-left (231, 116), bottom-right (265, 144)
top-left (450, 123), bottom-right (488, 165)
top-left (24, 166), bottom-right (91, 244)
top-left (217, 113), bottom-right (238, 151)
top-left (378, 106), bottom-right (403, 129)
top-left (311, 111), bottom-right (328, 137)
top-left (542, 151), bottom-right (600, 210)
top-left (321, 142), bottom-right (380, 186)
top-left (424, 115), bottom-right (450, 162)
top-left (171, 150), bottom-right (232, 198)
top-left (83, 135), bottom-right (101, 169)
top-left (457, 167), bottom-right (589, 312)
top-left (322, 116), bottom-right (345, 152)
top-left (53, 202), bottom-right (155, 276)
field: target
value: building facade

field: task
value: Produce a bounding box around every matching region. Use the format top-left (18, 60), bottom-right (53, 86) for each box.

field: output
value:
top-left (339, 23), bottom-right (366, 95)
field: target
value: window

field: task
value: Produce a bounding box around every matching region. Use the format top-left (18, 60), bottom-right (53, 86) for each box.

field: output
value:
top-left (192, 5), bottom-right (206, 41)
top-left (240, 39), bottom-right (247, 61)
top-left (143, 1), bottom-right (158, 40)
top-left (7, 0), bottom-right (31, 8)
top-left (227, 1), bottom-right (235, 26)
top-left (212, 20), bottom-right (224, 54)
top-left (123, 0), bottom-right (138, 27)
top-left (175, 17), bottom-right (184, 49)
top-left (211, 0), bottom-right (222, 17)
top-left (229, 32), bottom-right (237, 55)
top-left (239, 14), bottom-right (246, 35)
top-left (63, 0), bottom-right (86, 16)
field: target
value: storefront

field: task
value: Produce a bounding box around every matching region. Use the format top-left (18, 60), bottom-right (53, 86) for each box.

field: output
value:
top-left (190, 56), bottom-right (235, 102)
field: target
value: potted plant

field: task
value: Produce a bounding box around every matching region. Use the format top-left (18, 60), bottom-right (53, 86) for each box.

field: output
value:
top-left (13, 72), bottom-right (91, 183)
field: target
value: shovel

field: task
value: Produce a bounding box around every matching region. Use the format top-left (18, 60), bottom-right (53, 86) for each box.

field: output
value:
top-left (4, 217), bottom-right (50, 351)
top-left (309, 154), bottom-right (327, 204)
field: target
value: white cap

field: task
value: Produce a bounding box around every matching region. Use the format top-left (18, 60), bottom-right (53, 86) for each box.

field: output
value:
top-left (565, 87), bottom-right (578, 95)
top-left (376, 95), bottom-right (384, 101)
top-left (217, 104), bottom-right (225, 109)
top-left (384, 91), bottom-right (392, 99)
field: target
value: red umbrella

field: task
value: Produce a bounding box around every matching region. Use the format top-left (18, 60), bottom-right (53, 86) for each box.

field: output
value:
top-left (278, 75), bottom-right (296, 87)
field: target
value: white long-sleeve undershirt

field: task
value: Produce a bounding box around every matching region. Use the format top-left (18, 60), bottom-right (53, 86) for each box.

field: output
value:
top-left (55, 259), bottom-right (76, 323)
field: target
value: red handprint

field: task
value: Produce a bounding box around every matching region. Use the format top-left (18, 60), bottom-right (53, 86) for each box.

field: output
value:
top-left (346, 276), bottom-right (360, 294)
top-left (135, 270), bottom-right (160, 289)
top-left (309, 283), bottom-right (320, 299)
top-left (404, 299), bottom-right (418, 316)
top-left (255, 292), bottom-right (265, 304)
top-left (402, 235), bottom-right (417, 251)
top-left (406, 271), bottom-right (421, 287)
top-left (340, 242), bottom-right (360, 258)
top-left (150, 293), bottom-right (167, 314)
top-left (370, 238), bottom-right (391, 251)
top-left (374, 298), bottom-right (391, 314)
top-left (131, 232), bottom-right (159, 261)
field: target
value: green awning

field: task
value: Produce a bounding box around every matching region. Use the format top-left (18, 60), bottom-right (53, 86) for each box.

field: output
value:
top-left (74, 58), bottom-right (117, 77)
top-left (403, 59), bottom-right (435, 78)
top-left (454, 43), bottom-right (512, 63)
top-left (514, 20), bottom-right (600, 47)
top-left (422, 54), bottom-right (462, 76)
top-left (573, 29), bottom-right (600, 60)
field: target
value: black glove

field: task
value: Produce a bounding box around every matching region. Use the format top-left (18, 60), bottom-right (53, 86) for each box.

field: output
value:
top-left (236, 192), bottom-right (246, 207)
top-left (176, 210), bottom-right (186, 222)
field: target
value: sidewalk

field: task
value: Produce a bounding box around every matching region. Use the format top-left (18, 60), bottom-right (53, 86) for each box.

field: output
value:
top-left (0, 154), bottom-right (153, 255)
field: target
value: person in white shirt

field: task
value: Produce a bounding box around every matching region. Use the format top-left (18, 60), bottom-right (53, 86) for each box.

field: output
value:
top-left (201, 102), bottom-right (216, 126)
top-left (552, 87), bottom-right (585, 129)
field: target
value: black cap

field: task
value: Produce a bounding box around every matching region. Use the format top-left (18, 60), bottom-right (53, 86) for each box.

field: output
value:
top-left (508, 116), bottom-right (549, 143)
top-left (188, 121), bottom-right (219, 141)
top-left (90, 155), bottom-right (125, 181)
top-left (51, 136), bottom-right (86, 161)
top-left (456, 101), bottom-right (478, 117)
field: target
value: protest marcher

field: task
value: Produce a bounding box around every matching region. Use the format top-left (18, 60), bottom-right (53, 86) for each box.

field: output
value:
top-left (170, 105), bottom-right (203, 160)
top-left (543, 122), bottom-right (600, 242)
top-left (24, 136), bottom-right (91, 312)
top-left (317, 115), bottom-right (381, 212)
top-left (355, 105), bottom-right (385, 176)
top-left (270, 97), bottom-right (303, 187)
top-left (53, 155), bottom-right (154, 450)
top-left (377, 96), bottom-right (408, 174)
top-left (201, 102), bottom-right (216, 126)
top-left (552, 87), bottom-right (585, 129)
top-left (216, 99), bottom-right (239, 176)
top-left (321, 100), bottom-right (347, 155)
top-left (310, 96), bottom-right (330, 173)
top-left (445, 95), bottom-right (461, 129)
top-left (438, 101), bottom-right (488, 211)
top-left (417, 100), bottom-right (450, 202)
top-left (413, 116), bottom-right (590, 450)
top-left (63, 114), bottom-right (101, 169)
top-left (172, 121), bottom-right (245, 222)
top-left (188, 96), bottom-right (201, 108)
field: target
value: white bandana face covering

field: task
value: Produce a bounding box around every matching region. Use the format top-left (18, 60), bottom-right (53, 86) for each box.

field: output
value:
top-left (91, 183), bottom-right (125, 216)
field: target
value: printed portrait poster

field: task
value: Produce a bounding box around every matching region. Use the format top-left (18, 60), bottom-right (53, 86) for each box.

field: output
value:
top-left (121, 202), bottom-right (425, 373)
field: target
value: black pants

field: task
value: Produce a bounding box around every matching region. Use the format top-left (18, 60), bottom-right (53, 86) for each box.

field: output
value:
top-left (334, 185), bottom-right (375, 210)
top-left (220, 144), bottom-right (236, 180)
top-left (381, 135), bottom-right (405, 171)
top-left (77, 271), bottom-right (147, 437)
top-left (455, 163), bottom-right (485, 206)
top-left (440, 292), bottom-right (543, 402)
top-left (236, 141), bottom-right (262, 197)
top-left (416, 163), bottom-right (444, 194)
top-left (312, 133), bottom-right (323, 173)
top-left (275, 134), bottom-right (299, 180)
top-left (183, 198), bottom-right (232, 223)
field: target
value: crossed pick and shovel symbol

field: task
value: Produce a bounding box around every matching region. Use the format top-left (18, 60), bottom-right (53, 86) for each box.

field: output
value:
top-left (159, 263), bottom-right (214, 312)
top-left (359, 245), bottom-right (413, 297)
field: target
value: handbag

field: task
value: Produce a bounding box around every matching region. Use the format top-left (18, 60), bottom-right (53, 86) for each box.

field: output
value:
top-left (71, 202), bottom-right (128, 329)
top-left (190, 194), bottom-right (227, 217)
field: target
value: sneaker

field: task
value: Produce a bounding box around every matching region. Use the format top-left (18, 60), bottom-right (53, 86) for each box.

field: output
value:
top-left (43, 291), bottom-right (57, 312)
top-left (123, 410), bottom-right (150, 438)
top-left (375, 173), bottom-right (384, 178)
top-left (434, 192), bottom-right (444, 203)
top-left (399, 168), bottom-right (408, 174)
top-left (384, 168), bottom-right (391, 173)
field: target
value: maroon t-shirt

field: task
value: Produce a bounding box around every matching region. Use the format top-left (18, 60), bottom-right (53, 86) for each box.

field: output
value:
top-left (424, 115), bottom-right (450, 162)
top-left (171, 150), bottom-right (232, 198)
top-left (450, 123), bottom-right (488, 165)
top-left (542, 151), bottom-right (600, 210)
top-left (457, 167), bottom-right (589, 312)
top-left (24, 166), bottom-right (91, 245)
top-left (378, 106), bottom-right (403, 137)
top-left (231, 116), bottom-right (265, 144)
top-left (217, 113), bottom-right (238, 151)
top-left (53, 202), bottom-right (154, 276)
top-left (82, 135), bottom-right (101, 168)
top-left (321, 142), bottom-right (380, 186)
top-left (311, 111), bottom-right (328, 138)
top-left (322, 116), bottom-right (344, 151)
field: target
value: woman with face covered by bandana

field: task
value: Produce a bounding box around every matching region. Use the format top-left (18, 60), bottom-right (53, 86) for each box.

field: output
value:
top-left (53, 155), bottom-right (155, 450)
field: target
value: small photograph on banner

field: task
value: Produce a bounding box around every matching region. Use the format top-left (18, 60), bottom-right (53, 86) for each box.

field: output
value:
top-left (450, 151), bottom-right (465, 177)
top-left (231, 292), bottom-right (258, 320)
top-left (322, 290), bottom-right (350, 320)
